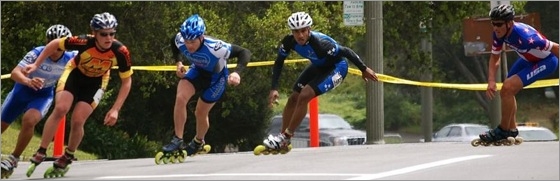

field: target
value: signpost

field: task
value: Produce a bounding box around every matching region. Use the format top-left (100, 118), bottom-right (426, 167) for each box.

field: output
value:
top-left (343, 1), bottom-right (364, 26)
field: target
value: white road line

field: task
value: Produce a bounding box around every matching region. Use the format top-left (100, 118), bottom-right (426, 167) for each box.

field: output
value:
top-left (95, 155), bottom-right (492, 180)
top-left (95, 173), bottom-right (364, 179)
top-left (346, 155), bottom-right (493, 180)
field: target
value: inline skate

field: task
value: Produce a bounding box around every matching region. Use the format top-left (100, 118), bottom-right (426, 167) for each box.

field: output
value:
top-left (43, 154), bottom-right (73, 178)
top-left (254, 133), bottom-right (293, 156)
top-left (0, 155), bottom-right (19, 179)
top-left (155, 136), bottom-right (187, 165)
top-left (184, 138), bottom-right (211, 157)
top-left (26, 152), bottom-right (46, 177)
top-left (471, 126), bottom-right (519, 147)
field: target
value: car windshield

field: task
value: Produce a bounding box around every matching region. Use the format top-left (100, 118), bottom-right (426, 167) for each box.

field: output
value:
top-left (518, 129), bottom-right (558, 141)
top-left (465, 126), bottom-right (489, 136)
top-left (319, 116), bottom-right (352, 130)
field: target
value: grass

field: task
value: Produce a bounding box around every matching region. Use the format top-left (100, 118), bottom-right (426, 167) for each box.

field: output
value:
top-left (1, 123), bottom-right (98, 161)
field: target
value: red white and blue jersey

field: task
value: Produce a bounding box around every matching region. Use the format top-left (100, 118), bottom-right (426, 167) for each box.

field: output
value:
top-left (491, 22), bottom-right (554, 62)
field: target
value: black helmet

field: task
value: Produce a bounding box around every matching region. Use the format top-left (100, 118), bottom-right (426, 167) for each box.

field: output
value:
top-left (489, 4), bottom-right (515, 21)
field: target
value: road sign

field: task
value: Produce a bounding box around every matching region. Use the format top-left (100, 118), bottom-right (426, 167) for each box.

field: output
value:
top-left (343, 1), bottom-right (364, 26)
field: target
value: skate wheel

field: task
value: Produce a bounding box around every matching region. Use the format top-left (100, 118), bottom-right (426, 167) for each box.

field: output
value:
top-left (155, 152), bottom-right (164, 165)
top-left (515, 137), bottom-right (523, 145)
top-left (26, 163), bottom-right (38, 177)
top-left (203, 145), bottom-right (212, 154)
top-left (177, 150), bottom-right (187, 163)
top-left (1, 170), bottom-right (12, 179)
top-left (493, 142), bottom-right (502, 146)
top-left (170, 156), bottom-right (177, 164)
top-left (471, 139), bottom-right (481, 147)
top-left (262, 150), bottom-right (270, 155)
top-left (162, 156), bottom-right (170, 164)
top-left (44, 167), bottom-right (55, 178)
top-left (254, 145), bottom-right (266, 156)
top-left (271, 150), bottom-right (279, 155)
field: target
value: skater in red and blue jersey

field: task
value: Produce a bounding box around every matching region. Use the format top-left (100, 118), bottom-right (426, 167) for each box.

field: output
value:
top-left (0, 25), bottom-right (75, 179)
top-left (161, 14), bottom-right (251, 157)
top-left (263, 12), bottom-right (378, 150)
top-left (481, 4), bottom-right (559, 143)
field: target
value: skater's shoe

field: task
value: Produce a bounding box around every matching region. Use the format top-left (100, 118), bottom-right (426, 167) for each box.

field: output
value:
top-left (263, 133), bottom-right (291, 150)
top-left (479, 126), bottom-right (508, 142)
top-left (53, 154), bottom-right (73, 170)
top-left (1, 155), bottom-right (19, 179)
top-left (162, 136), bottom-right (185, 152)
top-left (30, 152), bottom-right (46, 165)
top-left (185, 138), bottom-right (204, 156)
top-left (509, 128), bottom-right (519, 137)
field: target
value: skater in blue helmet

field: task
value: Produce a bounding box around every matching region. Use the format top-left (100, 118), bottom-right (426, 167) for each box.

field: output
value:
top-left (263, 12), bottom-right (378, 150)
top-left (480, 4), bottom-right (558, 143)
top-left (159, 14), bottom-right (251, 158)
top-left (0, 24), bottom-right (75, 179)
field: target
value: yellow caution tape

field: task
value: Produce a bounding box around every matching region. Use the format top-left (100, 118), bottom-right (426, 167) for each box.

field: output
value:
top-left (348, 68), bottom-right (559, 91)
top-left (2, 59), bottom-right (557, 91)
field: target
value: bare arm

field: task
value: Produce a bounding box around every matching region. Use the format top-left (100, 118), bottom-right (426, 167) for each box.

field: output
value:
top-left (487, 53), bottom-right (501, 82)
top-left (11, 66), bottom-right (31, 85)
top-left (551, 42), bottom-right (559, 58)
top-left (111, 76), bottom-right (132, 112)
top-left (33, 39), bottom-right (61, 67)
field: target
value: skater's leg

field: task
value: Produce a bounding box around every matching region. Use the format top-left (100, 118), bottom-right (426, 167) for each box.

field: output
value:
top-left (287, 86), bottom-right (316, 134)
top-left (507, 97), bottom-right (518, 130)
top-left (12, 109), bottom-right (43, 158)
top-left (500, 75), bottom-right (523, 130)
top-left (1, 122), bottom-right (9, 133)
top-left (281, 91), bottom-right (300, 133)
top-left (65, 101), bottom-right (94, 154)
top-left (173, 79), bottom-right (195, 139)
top-left (194, 98), bottom-right (215, 141)
top-left (39, 91), bottom-right (73, 151)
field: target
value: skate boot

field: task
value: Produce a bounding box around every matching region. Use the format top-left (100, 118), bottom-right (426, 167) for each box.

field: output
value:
top-left (471, 126), bottom-right (512, 147)
top-left (185, 138), bottom-right (211, 156)
top-left (43, 154), bottom-right (73, 178)
top-left (254, 133), bottom-right (293, 155)
top-left (155, 136), bottom-right (187, 165)
top-left (1, 155), bottom-right (19, 179)
top-left (26, 151), bottom-right (46, 177)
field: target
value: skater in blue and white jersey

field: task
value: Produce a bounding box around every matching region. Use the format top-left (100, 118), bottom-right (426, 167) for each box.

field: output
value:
top-left (163, 14), bottom-right (251, 156)
top-left (263, 12), bottom-right (378, 150)
top-left (481, 4), bottom-right (559, 142)
top-left (0, 24), bottom-right (75, 178)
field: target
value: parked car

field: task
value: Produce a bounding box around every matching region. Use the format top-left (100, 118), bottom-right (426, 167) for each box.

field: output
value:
top-left (432, 123), bottom-right (490, 142)
top-left (266, 114), bottom-right (368, 147)
top-left (516, 126), bottom-right (558, 141)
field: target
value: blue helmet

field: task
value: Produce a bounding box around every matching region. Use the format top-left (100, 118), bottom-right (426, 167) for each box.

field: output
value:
top-left (180, 14), bottom-right (206, 40)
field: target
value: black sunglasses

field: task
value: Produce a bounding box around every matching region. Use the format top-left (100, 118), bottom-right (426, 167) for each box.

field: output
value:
top-left (99, 32), bottom-right (116, 37)
top-left (491, 22), bottom-right (505, 27)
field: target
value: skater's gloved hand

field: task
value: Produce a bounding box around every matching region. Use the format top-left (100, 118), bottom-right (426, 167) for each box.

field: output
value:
top-left (486, 80), bottom-right (497, 100)
top-left (104, 108), bottom-right (119, 126)
top-left (228, 72), bottom-right (241, 86)
top-left (268, 90), bottom-right (279, 108)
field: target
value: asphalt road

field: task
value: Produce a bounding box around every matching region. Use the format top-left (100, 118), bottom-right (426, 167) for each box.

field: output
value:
top-left (5, 141), bottom-right (559, 180)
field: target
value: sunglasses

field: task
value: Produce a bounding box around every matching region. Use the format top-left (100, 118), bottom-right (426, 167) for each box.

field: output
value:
top-left (491, 22), bottom-right (505, 27)
top-left (99, 32), bottom-right (116, 37)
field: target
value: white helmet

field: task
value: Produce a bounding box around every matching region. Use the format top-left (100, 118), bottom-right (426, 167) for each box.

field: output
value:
top-left (287, 12), bottom-right (313, 30)
top-left (90, 12), bottom-right (118, 30)
top-left (46, 24), bottom-right (72, 41)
